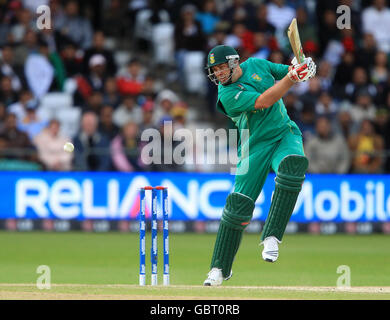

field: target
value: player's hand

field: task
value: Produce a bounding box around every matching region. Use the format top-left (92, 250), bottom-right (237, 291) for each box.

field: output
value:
top-left (288, 57), bottom-right (316, 83)
top-left (304, 57), bottom-right (316, 79)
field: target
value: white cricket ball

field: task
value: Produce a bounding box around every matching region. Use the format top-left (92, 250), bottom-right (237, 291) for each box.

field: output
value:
top-left (63, 142), bottom-right (74, 153)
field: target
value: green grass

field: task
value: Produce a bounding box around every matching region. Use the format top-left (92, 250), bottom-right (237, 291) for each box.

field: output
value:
top-left (0, 232), bottom-right (389, 299)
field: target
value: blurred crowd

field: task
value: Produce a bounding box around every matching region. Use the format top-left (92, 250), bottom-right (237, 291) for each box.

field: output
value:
top-left (0, 0), bottom-right (389, 174)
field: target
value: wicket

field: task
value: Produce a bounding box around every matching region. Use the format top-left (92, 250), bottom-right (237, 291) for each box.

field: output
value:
top-left (139, 186), bottom-right (169, 286)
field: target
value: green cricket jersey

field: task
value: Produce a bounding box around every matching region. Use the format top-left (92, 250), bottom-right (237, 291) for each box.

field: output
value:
top-left (216, 57), bottom-right (301, 150)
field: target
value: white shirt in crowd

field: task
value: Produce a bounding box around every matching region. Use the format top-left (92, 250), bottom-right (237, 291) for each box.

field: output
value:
top-left (362, 5), bottom-right (390, 53)
top-left (113, 104), bottom-right (143, 127)
top-left (24, 53), bottom-right (54, 99)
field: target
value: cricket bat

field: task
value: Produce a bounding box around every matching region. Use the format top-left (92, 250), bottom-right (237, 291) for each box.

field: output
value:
top-left (287, 18), bottom-right (305, 64)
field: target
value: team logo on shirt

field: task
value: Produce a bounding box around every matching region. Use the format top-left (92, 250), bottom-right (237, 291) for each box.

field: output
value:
top-left (210, 53), bottom-right (215, 64)
top-left (251, 73), bottom-right (261, 81)
top-left (237, 84), bottom-right (245, 90)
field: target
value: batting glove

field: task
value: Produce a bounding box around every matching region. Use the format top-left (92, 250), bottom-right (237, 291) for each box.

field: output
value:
top-left (291, 56), bottom-right (299, 66)
top-left (288, 57), bottom-right (316, 83)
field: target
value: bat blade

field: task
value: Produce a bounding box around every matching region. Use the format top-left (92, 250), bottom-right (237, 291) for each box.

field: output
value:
top-left (287, 18), bottom-right (305, 64)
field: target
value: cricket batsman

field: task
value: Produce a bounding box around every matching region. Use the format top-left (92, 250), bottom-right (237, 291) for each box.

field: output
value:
top-left (203, 45), bottom-right (316, 286)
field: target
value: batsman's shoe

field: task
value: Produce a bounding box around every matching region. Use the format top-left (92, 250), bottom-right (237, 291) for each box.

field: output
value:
top-left (261, 236), bottom-right (280, 263)
top-left (203, 268), bottom-right (233, 286)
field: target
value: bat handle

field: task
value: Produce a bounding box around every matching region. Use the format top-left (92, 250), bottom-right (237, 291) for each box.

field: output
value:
top-left (298, 52), bottom-right (306, 64)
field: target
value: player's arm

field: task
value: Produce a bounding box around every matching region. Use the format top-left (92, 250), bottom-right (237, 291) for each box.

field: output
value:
top-left (254, 76), bottom-right (294, 109)
top-left (254, 59), bottom-right (316, 110)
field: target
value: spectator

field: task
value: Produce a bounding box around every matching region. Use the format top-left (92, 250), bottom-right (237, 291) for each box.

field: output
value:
top-left (0, 2), bottom-right (17, 47)
top-left (116, 58), bottom-right (145, 96)
top-left (174, 4), bottom-right (207, 84)
top-left (133, 0), bottom-right (171, 51)
top-left (316, 60), bottom-right (333, 93)
top-left (340, 28), bottom-right (356, 55)
top-left (348, 119), bottom-right (384, 173)
top-left (0, 44), bottom-right (24, 91)
top-left (0, 75), bottom-right (19, 106)
top-left (315, 91), bottom-right (338, 123)
top-left (85, 54), bottom-right (108, 92)
top-left (1, 1), bottom-right (390, 175)
top-left (50, 0), bottom-right (66, 31)
top-left (362, 0), bottom-right (390, 53)
top-left (175, 4), bottom-right (205, 50)
top-left (171, 102), bottom-right (188, 130)
top-left (102, 0), bottom-right (127, 38)
top-left (349, 90), bottom-right (377, 130)
top-left (110, 121), bottom-right (145, 172)
top-left (333, 52), bottom-right (356, 90)
top-left (300, 77), bottom-right (322, 107)
top-left (55, 0), bottom-right (93, 49)
top-left (266, 0), bottom-right (295, 32)
top-left (225, 22), bottom-right (255, 54)
top-left (196, 0), bottom-right (220, 36)
top-left (378, 93), bottom-right (390, 172)
top-left (225, 22), bottom-right (245, 50)
top-left (268, 50), bottom-right (285, 64)
top-left (341, 0), bottom-right (363, 39)
top-left (60, 40), bottom-right (83, 77)
top-left (138, 72), bottom-right (160, 104)
top-left (153, 89), bottom-right (179, 126)
top-left (102, 77), bottom-right (121, 108)
top-left (0, 103), bottom-right (6, 132)
top-left (24, 40), bottom-right (54, 99)
top-left (33, 119), bottom-right (73, 171)
top-left (0, 135), bottom-right (8, 162)
top-left (318, 9), bottom-right (340, 55)
top-left (17, 98), bottom-right (48, 140)
top-left (139, 100), bottom-right (156, 132)
top-left (252, 32), bottom-right (270, 60)
top-left (82, 31), bottom-right (117, 76)
top-left (39, 20), bottom-right (66, 54)
top-left (39, 39), bottom-right (67, 91)
top-left (371, 51), bottom-right (388, 85)
top-left (98, 105), bottom-right (119, 141)
top-left (23, 0), bottom-right (49, 13)
top-left (344, 67), bottom-right (377, 103)
top-left (7, 89), bottom-right (33, 122)
top-left (335, 107), bottom-right (354, 140)
top-left (221, 0), bottom-right (256, 26)
top-left (73, 111), bottom-right (111, 171)
top-left (374, 108), bottom-right (389, 152)
top-left (295, 7), bottom-right (319, 54)
top-left (127, 0), bottom-right (148, 35)
top-left (8, 8), bottom-right (34, 44)
top-left (207, 21), bottom-right (229, 49)
top-left (297, 103), bottom-right (316, 142)
top-left (0, 112), bottom-right (36, 162)
top-left (284, 91), bottom-right (301, 124)
top-left (380, 73), bottom-right (390, 106)
top-left (13, 29), bottom-right (38, 66)
top-left (355, 33), bottom-right (377, 71)
top-left (246, 4), bottom-right (276, 35)
top-left (305, 117), bottom-right (350, 173)
top-left (113, 95), bottom-right (142, 127)
top-left (83, 91), bottom-right (104, 114)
